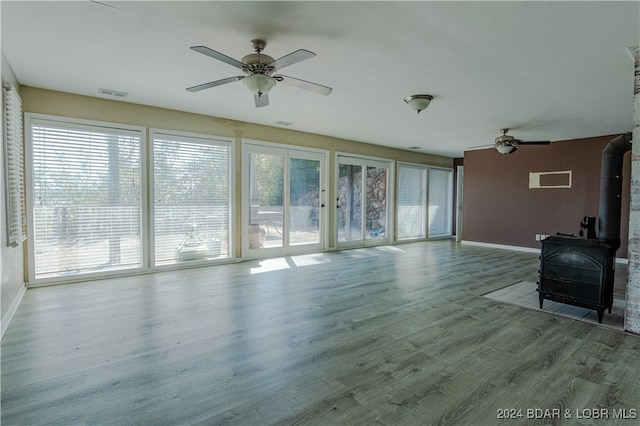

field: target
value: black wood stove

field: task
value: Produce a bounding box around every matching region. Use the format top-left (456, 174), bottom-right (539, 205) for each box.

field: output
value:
top-left (539, 236), bottom-right (615, 323)
top-left (537, 133), bottom-right (632, 323)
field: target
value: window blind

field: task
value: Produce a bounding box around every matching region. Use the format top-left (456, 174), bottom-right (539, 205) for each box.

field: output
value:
top-left (3, 85), bottom-right (27, 247)
top-left (428, 167), bottom-right (453, 237)
top-left (30, 119), bottom-right (142, 278)
top-left (398, 164), bottom-right (427, 239)
top-left (153, 132), bottom-right (231, 265)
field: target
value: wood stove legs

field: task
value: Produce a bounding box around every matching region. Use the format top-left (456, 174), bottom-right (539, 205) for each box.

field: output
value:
top-left (597, 304), bottom-right (613, 324)
top-left (538, 293), bottom-right (612, 324)
top-left (594, 304), bottom-right (613, 324)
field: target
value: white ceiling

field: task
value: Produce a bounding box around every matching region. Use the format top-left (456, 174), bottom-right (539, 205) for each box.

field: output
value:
top-left (2, 1), bottom-right (638, 158)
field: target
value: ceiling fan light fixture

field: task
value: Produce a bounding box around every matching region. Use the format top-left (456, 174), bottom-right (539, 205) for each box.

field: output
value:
top-left (496, 144), bottom-right (515, 154)
top-left (404, 94), bottom-right (433, 114)
top-left (242, 74), bottom-right (276, 96)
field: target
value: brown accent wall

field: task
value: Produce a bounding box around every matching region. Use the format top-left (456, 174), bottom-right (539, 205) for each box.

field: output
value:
top-left (463, 134), bottom-right (631, 258)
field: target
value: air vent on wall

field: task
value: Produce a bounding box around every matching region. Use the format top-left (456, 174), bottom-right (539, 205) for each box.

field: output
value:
top-left (99, 88), bottom-right (129, 98)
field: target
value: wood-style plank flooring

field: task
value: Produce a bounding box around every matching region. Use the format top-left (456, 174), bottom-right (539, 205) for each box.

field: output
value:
top-left (2, 241), bottom-right (639, 425)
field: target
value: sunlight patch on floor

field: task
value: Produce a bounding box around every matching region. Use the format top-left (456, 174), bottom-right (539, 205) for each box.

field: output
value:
top-left (250, 253), bottom-right (332, 274)
top-left (291, 253), bottom-right (331, 267)
top-left (250, 257), bottom-right (290, 274)
top-left (374, 246), bottom-right (406, 253)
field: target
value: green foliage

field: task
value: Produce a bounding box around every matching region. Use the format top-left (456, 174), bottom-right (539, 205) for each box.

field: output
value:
top-left (250, 153), bottom-right (284, 206)
top-left (250, 155), bottom-right (320, 206)
top-left (154, 139), bottom-right (229, 205)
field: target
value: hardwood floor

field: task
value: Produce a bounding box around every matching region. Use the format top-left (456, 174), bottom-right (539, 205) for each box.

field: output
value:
top-left (2, 241), bottom-right (639, 425)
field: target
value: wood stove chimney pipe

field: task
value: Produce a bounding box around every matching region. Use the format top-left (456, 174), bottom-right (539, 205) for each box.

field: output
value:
top-left (598, 132), bottom-right (632, 251)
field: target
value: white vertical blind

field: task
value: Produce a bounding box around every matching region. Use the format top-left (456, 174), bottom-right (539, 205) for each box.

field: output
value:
top-left (152, 132), bottom-right (231, 265)
top-left (3, 85), bottom-right (27, 247)
top-left (29, 118), bottom-right (143, 278)
top-left (428, 167), bottom-right (453, 237)
top-left (398, 164), bottom-right (427, 239)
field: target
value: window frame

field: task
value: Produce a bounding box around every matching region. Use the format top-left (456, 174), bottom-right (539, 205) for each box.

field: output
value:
top-left (242, 139), bottom-right (329, 259)
top-left (25, 113), bottom-right (148, 285)
top-left (427, 165), bottom-right (454, 238)
top-left (397, 161), bottom-right (428, 241)
top-left (149, 128), bottom-right (235, 269)
top-left (334, 152), bottom-right (395, 248)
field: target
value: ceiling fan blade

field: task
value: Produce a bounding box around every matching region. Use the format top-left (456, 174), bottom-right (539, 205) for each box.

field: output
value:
top-left (275, 74), bottom-right (332, 95)
top-left (268, 49), bottom-right (316, 71)
top-left (254, 93), bottom-right (269, 108)
top-left (509, 146), bottom-right (518, 154)
top-left (518, 140), bottom-right (550, 145)
top-left (467, 144), bottom-right (495, 150)
top-left (186, 76), bottom-right (243, 92)
top-left (190, 46), bottom-right (246, 70)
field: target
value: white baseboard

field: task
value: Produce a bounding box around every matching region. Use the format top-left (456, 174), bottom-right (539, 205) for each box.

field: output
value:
top-left (460, 240), bottom-right (541, 254)
top-left (1, 283), bottom-right (27, 338)
top-left (460, 240), bottom-right (629, 264)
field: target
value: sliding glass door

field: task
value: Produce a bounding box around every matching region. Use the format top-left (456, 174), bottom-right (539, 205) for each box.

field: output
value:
top-left (428, 166), bottom-right (454, 237)
top-left (336, 155), bottom-right (393, 248)
top-left (244, 142), bottom-right (327, 258)
top-left (396, 163), bottom-right (454, 240)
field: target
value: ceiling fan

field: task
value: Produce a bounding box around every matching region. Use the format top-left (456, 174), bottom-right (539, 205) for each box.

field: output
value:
top-left (186, 39), bottom-right (332, 108)
top-left (492, 128), bottom-right (550, 154)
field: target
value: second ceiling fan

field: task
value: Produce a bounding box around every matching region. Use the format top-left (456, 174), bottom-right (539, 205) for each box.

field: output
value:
top-left (493, 128), bottom-right (550, 154)
top-left (186, 39), bottom-right (333, 108)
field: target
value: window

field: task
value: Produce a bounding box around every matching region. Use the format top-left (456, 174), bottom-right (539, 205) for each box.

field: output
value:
top-left (3, 85), bottom-right (26, 247)
top-left (26, 117), bottom-right (236, 282)
top-left (398, 164), bottom-right (427, 240)
top-left (428, 167), bottom-right (453, 237)
top-left (27, 116), bottom-right (143, 280)
top-left (152, 131), bottom-right (232, 265)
